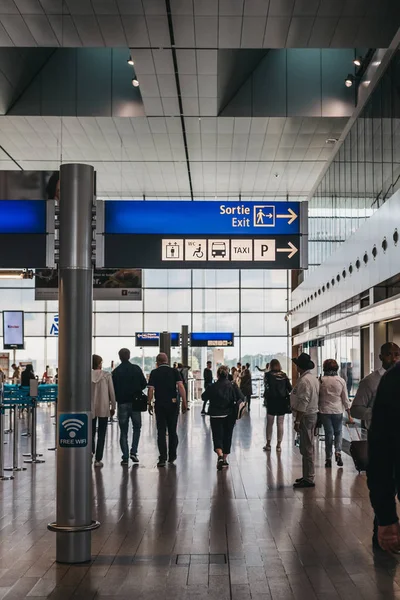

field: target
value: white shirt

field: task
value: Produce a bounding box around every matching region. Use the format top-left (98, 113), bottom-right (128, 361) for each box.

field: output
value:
top-left (351, 367), bottom-right (385, 429)
top-left (319, 375), bottom-right (351, 414)
top-left (290, 370), bottom-right (320, 414)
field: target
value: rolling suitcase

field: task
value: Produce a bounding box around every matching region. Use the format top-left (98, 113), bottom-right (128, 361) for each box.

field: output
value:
top-left (347, 425), bottom-right (368, 473)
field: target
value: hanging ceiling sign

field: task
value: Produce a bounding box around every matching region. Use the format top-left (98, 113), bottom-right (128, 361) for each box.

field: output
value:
top-left (102, 201), bottom-right (308, 270)
top-left (105, 200), bottom-right (306, 236)
top-left (190, 332), bottom-right (235, 347)
top-left (135, 332), bottom-right (180, 347)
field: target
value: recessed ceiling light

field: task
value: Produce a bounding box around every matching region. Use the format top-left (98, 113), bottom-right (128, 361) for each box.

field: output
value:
top-left (132, 78), bottom-right (139, 87)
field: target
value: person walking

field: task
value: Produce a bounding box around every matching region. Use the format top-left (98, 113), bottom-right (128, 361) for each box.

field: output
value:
top-left (147, 353), bottom-right (187, 467)
top-left (91, 354), bottom-right (116, 467)
top-left (263, 359), bottom-right (292, 452)
top-left (21, 364), bottom-right (35, 387)
top-left (319, 359), bottom-right (352, 469)
top-left (290, 353), bottom-right (320, 488)
top-left (11, 363), bottom-right (20, 383)
top-left (240, 363), bottom-right (253, 411)
top-left (112, 348), bottom-right (147, 466)
top-left (367, 361), bottom-right (400, 552)
top-left (201, 360), bottom-right (213, 415)
top-left (201, 365), bottom-right (242, 470)
top-left (351, 342), bottom-right (400, 428)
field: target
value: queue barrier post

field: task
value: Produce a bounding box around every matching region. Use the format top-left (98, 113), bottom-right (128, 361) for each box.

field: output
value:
top-left (4, 402), bottom-right (27, 473)
top-left (23, 397), bottom-right (45, 465)
top-left (0, 385), bottom-right (14, 481)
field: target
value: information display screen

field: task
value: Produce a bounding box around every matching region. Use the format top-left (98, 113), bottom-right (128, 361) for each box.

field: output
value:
top-left (3, 311), bottom-right (24, 349)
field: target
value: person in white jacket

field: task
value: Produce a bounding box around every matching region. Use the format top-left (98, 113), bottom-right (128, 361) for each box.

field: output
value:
top-left (92, 354), bottom-right (116, 467)
top-left (319, 359), bottom-right (352, 469)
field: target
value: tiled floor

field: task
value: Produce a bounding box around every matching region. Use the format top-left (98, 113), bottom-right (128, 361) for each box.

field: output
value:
top-left (0, 400), bottom-right (399, 599)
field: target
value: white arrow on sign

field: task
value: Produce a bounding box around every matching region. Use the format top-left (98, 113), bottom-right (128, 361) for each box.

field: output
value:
top-left (277, 208), bottom-right (298, 225)
top-left (277, 241), bottom-right (298, 259)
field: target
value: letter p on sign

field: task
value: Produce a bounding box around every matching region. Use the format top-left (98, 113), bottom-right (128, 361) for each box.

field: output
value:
top-left (254, 240), bottom-right (276, 261)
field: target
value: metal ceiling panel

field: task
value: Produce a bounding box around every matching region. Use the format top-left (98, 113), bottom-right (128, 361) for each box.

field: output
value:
top-left (24, 15), bottom-right (59, 45)
top-left (48, 15), bottom-right (82, 46)
top-left (269, 0), bottom-right (294, 17)
top-left (172, 15), bottom-right (195, 46)
top-left (97, 15), bottom-right (127, 46)
top-left (241, 16), bottom-right (267, 48)
top-left (244, 0), bottom-right (270, 15)
top-left (0, 15), bottom-right (37, 45)
top-left (194, 0), bottom-right (218, 16)
top-left (14, 0), bottom-right (44, 13)
top-left (263, 17), bottom-right (291, 47)
top-left (286, 17), bottom-right (314, 47)
top-left (219, 0), bottom-right (244, 16)
top-left (122, 16), bottom-right (151, 46)
top-left (308, 17), bottom-right (338, 47)
top-left (0, 2), bottom-right (20, 15)
top-left (194, 16), bottom-right (218, 47)
top-left (219, 16), bottom-right (243, 48)
top-left (65, 0), bottom-right (94, 15)
top-left (73, 15), bottom-right (104, 45)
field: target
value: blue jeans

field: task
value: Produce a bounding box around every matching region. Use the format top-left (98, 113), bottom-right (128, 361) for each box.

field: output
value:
top-left (118, 403), bottom-right (142, 460)
top-left (320, 413), bottom-right (343, 459)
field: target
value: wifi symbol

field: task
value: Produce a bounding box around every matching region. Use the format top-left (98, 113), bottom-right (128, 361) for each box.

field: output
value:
top-left (62, 418), bottom-right (85, 439)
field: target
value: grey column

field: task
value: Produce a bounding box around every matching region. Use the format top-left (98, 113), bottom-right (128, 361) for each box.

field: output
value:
top-left (181, 325), bottom-right (189, 366)
top-left (159, 332), bottom-right (171, 364)
top-left (48, 163), bottom-right (98, 563)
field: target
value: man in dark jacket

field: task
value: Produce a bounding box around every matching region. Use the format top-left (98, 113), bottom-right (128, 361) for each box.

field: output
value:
top-left (112, 348), bottom-right (147, 466)
top-left (367, 361), bottom-right (400, 552)
top-left (201, 361), bottom-right (213, 415)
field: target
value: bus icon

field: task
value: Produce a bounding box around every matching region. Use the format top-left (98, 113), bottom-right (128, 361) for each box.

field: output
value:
top-left (211, 242), bottom-right (226, 258)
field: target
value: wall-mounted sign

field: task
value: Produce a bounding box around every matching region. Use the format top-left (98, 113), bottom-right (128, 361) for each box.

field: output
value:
top-left (135, 332), bottom-right (180, 347)
top-left (190, 332), bottom-right (234, 348)
top-left (59, 413), bottom-right (88, 448)
top-left (35, 269), bottom-right (142, 301)
top-left (3, 311), bottom-right (24, 349)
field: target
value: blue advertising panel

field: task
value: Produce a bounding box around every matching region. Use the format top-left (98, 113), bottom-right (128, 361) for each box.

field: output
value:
top-left (0, 200), bottom-right (46, 234)
top-left (190, 332), bottom-right (234, 347)
top-left (105, 200), bottom-right (305, 236)
top-left (136, 332), bottom-right (180, 347)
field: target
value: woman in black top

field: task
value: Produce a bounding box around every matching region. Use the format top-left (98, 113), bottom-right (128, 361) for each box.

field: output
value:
top-left (21, 364), bottom-right (36, 387)
top-left (240, 364), bottom-right (253, 411)
top-left (263, 359), bottom-right (292, 452)
top-left (202, 365), bottom-right (241, 470)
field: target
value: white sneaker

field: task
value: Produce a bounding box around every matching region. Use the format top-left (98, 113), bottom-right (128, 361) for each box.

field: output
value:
top-left (94, 461), bottom-right (103, 467)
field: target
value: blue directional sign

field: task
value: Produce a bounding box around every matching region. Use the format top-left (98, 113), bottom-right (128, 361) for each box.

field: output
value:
top-left (190, 332), bottom-right (234, 347)
top-left (0, 200), bottom-right (46, 233)
top-left (136, 332), bottom-right (180, 347)
top-left (105, 201), bottom-right (304, 236)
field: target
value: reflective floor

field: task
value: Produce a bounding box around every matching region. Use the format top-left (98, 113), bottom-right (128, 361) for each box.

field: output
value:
top-left (0, 401), bottom-right (399, 599)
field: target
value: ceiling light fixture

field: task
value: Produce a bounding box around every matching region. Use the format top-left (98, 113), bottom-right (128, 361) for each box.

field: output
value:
top-left (127, 57), bottom-right (134, 66)
top-left (353, 56), bottom-right (362, 67)
top-left (132, 78), bottom-right (139, 87)
top-left (325, 138), bottom-right (338, 144)
top-left (345, 74), bottom-right (355, 87)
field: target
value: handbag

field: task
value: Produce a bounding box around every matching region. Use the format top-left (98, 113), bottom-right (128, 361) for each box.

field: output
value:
top-left (133, 392), bottom-right (148, 412)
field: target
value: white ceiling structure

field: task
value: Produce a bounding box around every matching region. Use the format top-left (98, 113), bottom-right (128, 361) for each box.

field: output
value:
top-left (0, 0), bottom-right (398, 199)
